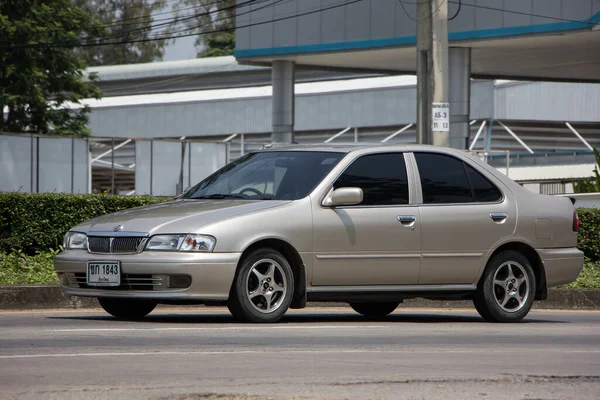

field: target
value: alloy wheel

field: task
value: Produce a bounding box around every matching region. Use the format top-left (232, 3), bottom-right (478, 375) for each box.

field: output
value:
top-left (492, 261), bottom-right (530, 313)
top-left (245, 258), bottom-right (287, 314)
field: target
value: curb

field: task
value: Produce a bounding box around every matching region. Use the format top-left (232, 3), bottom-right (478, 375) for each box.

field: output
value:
top-left (1, 286), bottom-right (600, 310)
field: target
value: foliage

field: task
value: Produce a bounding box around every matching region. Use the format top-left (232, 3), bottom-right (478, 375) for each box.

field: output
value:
top-left (560, 258), bottom-right (600, 289)
top-left (0, 248), bottom-right (60, 285)
top-left (576, 208), bottom-right (600, 261)
top-left (0, 193), bottom-right (165, 255)
top-left (0, 0), bottom-right (102, 135)
top-left (72, 0), bottom-right (174, 66)
top-left (173, 0), bottom-right (235, 58)
top-left (574, 148), bottom-right (600, 193)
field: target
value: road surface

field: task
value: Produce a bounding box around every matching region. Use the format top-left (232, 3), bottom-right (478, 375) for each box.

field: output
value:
top-left (1, 306), bottom-right (599, 399)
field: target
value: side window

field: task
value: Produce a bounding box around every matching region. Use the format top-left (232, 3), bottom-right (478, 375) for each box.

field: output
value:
top-left (334, 153), bottom-right (409, 206)
top-left (465, 163), bottom-right (503, 202)
top-left (414, 153), bottom-right (472, 204)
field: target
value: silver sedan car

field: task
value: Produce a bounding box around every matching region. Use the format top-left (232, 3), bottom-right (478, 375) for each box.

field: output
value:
top-left (55, 144), bottom-right (583, 323)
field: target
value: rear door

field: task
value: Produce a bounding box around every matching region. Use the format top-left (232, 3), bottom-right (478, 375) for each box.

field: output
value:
top-left (413, 152), bottom-right (517, 285)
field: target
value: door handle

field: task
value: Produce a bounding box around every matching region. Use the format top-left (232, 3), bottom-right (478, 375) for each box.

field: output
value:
top-left (397, 215), bottom-right (416, 227)
top-left (489, 212), bottom-right (508, 222)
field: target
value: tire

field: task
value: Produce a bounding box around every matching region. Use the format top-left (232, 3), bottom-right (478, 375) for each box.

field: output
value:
top-left (473, 250), bottom-right (536, 323)
top-left (349, 302), bottom-right (399, 318)
top-left (98, 297), bottom-right (157, 320)
top-left (227, 248), bottom-right (294, 323)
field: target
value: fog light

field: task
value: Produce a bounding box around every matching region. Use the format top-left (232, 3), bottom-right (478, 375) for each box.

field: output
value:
top-left (167, 275), bottom-right (191, 289)
top-left (57, 273), bottom-right (69, 286)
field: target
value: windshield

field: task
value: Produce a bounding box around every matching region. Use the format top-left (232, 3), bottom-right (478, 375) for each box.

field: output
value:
top-left (184, 151), bottom-right (344, 200)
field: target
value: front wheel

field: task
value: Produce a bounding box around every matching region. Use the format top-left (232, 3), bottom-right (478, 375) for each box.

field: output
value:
top-left (98, 298), bottom-right (157, 320)
top-left (473, 250), bottom-right (536, 323)
top-left (228, 248), bottom-right (294, 323)
top-left (349, 301), bottom-right (400, 318)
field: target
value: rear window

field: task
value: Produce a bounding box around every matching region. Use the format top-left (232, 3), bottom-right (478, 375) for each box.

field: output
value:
top-left (415, 152), bottom-right (502, 204)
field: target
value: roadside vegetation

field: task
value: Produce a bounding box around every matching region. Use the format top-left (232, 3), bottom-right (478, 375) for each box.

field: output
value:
top-left (1, 193), bottom-right (599, 288)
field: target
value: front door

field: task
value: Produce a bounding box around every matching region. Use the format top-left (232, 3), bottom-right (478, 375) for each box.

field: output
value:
top-left (312, 153), bottom-right (422, 286)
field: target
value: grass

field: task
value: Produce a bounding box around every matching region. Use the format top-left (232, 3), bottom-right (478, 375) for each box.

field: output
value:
top-left (1, 250), bottom-right (599, 289)
top-left (559, 259), bottom-right (600, 289)
top-left (0, 249), bottom-right (60, 285)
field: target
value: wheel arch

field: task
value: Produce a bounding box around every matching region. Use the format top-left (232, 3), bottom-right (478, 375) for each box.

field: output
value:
top-left (234, 238), bottom-right (307, 309)
top-left (483, 241), bottom-right (547, 300)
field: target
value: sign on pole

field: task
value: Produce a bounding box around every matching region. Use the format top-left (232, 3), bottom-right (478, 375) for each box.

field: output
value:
top-left (432, 102), bottom-right (450, 132)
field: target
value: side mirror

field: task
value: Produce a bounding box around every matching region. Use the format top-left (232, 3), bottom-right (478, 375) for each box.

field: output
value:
top-left (322, 187), bottom-right (363, 207)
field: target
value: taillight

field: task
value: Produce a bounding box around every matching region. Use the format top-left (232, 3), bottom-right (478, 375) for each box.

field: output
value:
top-left (573, 211), bottom-right (580, 232)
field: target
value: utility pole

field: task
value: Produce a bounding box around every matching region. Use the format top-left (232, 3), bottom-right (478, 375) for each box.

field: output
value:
top-left (417, 0), bottom-right (449, 146)
top-left (416, 0), bottom-right (431, 145)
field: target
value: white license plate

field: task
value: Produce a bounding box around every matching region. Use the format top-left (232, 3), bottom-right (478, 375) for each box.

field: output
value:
top-left (87, 262), bottom-right (121, 287)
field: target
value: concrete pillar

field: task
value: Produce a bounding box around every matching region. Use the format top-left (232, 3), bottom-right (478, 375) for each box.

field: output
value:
top-left (272, 60), bottom-right (295, 143)
top-left (448, 47), bottom-right (471, 149)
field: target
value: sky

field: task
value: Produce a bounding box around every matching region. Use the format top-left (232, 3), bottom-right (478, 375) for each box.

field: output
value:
top-left (163, 36), bottom-right (198, 61)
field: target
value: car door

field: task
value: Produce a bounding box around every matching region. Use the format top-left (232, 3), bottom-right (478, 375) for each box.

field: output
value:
top-left (311, 152), bottom-right (422, 286)
top-left (412, 152), bottom-right (517, 285)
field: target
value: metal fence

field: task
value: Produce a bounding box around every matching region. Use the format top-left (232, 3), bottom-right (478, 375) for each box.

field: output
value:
top-left (0, 134), bottom-right (89, 194)
top-left (1, 134), bottom-right (228, 196)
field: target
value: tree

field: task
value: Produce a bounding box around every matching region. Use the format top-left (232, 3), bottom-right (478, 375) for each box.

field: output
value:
top-left (73, 0), bottom-right (174, 66)
top-left (574, 148), bottom-right (600, 193)
top-left (174, 0), bottom-right (235, 58)
top-left (0, 0), bottom-right (102, 136)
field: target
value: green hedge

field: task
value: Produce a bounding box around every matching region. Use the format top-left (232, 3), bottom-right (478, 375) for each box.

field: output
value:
top-left (576, 208), bottom-right (600, 262)
top-left (1, 192), bottom-right (599, 260)
top-left (0, 193), bottom-right (166, 255)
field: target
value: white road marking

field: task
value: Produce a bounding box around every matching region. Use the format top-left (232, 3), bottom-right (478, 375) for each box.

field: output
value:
top-left (48, 325), bottom-right (386, 333)
top-left (2, 349), bottom-right (599, 360)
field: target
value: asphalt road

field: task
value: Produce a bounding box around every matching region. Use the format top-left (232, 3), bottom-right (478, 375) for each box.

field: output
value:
top-left (1, 306), bottom-right (599, 400)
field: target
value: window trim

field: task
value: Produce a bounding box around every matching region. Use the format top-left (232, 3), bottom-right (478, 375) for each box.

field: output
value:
top-left (321, 151), bottom-right (413, 209)
top-left (463, 160), bottom-right (504, 204)
top-left (411, 151), bottom-right (505, 207)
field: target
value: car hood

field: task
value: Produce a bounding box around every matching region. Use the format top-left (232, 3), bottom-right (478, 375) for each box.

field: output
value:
top-left (73, 199), bottom-right (290, 235)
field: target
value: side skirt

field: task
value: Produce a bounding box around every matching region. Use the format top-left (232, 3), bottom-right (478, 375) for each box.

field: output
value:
top-left (306, 285), bottom-right (476, 302)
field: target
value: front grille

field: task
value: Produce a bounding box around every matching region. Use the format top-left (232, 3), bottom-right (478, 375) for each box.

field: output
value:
top-left (66, 273), bottom-right (164, 291)
top-left (88, 237), bottom-right (110, 253)
top-left (88, 237), bottom-right (144, 254)
top-left (112, 237), bottom-right (144, 253)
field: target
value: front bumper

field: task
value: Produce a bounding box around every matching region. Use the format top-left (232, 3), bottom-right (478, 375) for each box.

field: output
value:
top-left (54, 250), bottom-right (241, 301)
top-left (537, 247), bottom-right (584, 287)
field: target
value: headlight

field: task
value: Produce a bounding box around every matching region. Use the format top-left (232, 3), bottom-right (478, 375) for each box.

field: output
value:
top-left (64, 232), bottom-right (87, 250)
top-left (145, 235), bottom-right (184, 251)
top-left (145, 234), bottom-right (216, 252)
top-left (179, 234), bottom-right (216, 252)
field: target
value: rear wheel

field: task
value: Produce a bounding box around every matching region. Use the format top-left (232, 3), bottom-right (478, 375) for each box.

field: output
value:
top-left (228, 248), bottom-right (294, 323)
top-left (349, 301), bottom-right (399, 318)
top-left (473, 250), bottom-right (536, 323)
top-left (98, 298), bottom-right (157, 320)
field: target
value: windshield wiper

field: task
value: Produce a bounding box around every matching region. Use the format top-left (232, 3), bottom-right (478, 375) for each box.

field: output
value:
top-left (193, 194), bottom-right (246, 200)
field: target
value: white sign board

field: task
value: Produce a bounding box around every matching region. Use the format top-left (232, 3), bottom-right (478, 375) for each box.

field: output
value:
top-left (432, 102), bottom-right (450, 132)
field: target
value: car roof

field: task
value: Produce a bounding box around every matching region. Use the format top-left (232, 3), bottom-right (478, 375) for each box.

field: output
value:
top-left (257, 142), bottom-right (458, 154)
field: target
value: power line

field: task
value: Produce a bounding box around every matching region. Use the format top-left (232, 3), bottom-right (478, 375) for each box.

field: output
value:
top-left (0, 0), bottom-right (251, 46)
top-left (103, 0), bottom-right (284, 44)
top-left (38, 0), bottom-right (255, 37)
top-left (397, 0), bottom-right (437, 23)
top-left (98, 0), bottom-right (247, 30)
top-left (115, 0), bottom-right (260, 37)
top-left (448, 0), bottom-right (461, 21)
top-left (0, 0), bottom-right (262, 47)
top-left (449, 0), bottom-right (596, 25)
top-left (3, 0), bottom-right (363, 50)
top-left (400, 0), bottom-right (597, 26)
top-left (90, 0), bottom-right (183, 16)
